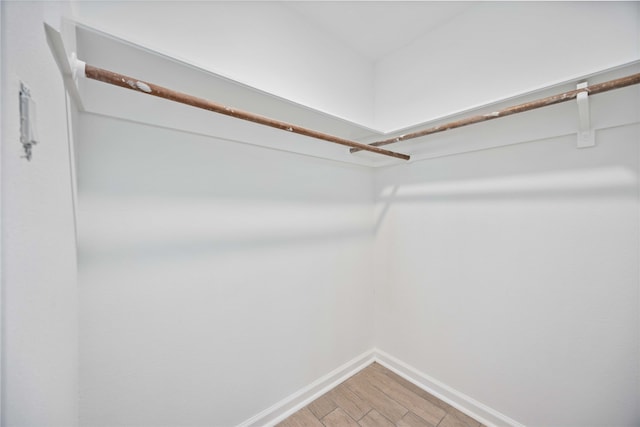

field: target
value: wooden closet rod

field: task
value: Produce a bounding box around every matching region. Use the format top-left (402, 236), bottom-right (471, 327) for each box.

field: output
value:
top-left (350, 72), bottom-right (640, 153)
top-left (83, 64), bottom-right (410, 161)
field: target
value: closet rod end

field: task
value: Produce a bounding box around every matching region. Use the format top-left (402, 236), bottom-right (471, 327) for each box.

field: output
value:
top-left (71, 52), bottom-right (86, 81)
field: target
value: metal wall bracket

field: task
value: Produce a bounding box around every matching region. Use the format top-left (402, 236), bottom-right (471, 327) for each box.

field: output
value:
top-left (19, 82), bottom-right (38, 161)
top-left (576, 81), bottom-right (595, 148)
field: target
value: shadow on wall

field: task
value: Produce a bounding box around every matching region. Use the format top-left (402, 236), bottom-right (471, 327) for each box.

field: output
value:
top-left (77, 114), bottom-right (375, 266)
top-left (378, 165), bottom-right (635, 202)
top-left (78, 224), bottom-right (372, 265)
top-left (77, 113), bottom-right (371, 204)
top-left (374, 127), bottom-right (639, 230)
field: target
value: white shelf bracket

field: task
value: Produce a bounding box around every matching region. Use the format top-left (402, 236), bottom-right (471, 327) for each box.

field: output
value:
top-left (576, 81), bottom-right (595, 148)
top-left (44, 23), bottom-right (85, 110)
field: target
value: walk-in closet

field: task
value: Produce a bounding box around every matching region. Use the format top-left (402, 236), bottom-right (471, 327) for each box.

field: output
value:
top-left (2, 2), bottom-right (639, 426)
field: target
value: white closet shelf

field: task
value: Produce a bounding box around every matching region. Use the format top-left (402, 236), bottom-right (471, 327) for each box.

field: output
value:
top-left (47, 20), bottom-right (640, 168)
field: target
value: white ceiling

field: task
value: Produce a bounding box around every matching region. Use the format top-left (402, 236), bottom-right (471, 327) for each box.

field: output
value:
top-left (282, 1), bottom-right (474, 61)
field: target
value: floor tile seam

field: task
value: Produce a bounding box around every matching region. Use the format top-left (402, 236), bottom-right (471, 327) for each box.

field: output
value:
top-left (315, 406), bottom-right (329, 423)
top-left (365, 408), bottom-right (397, 427)
top-left (318, 381), bottom-right (351, 420)
top-left (328, 383), bottom-right (372, 423)
top-left (376, 368), bottom-right (439, 403)
top-left (358, 408), bottom-right (375, 425)
top-left (374, 367), bottom-right (459, 426)
top-left (310, 394), bottom-right (339, 420)
top-left (436, 411), bottom-right (456, 427)
top-left (320, 407), bottom-right (346, 425)
top-left (337, 380), bottom-right (377, 421)
top-left (368, 379), bottom-right (411, 413)
top-left (363, 371), bottom-right (445, 426)
top-left (404, 410), bottom-right (441, 427)
top-left (355, 406), bottom-right (369, 422)
top-left (444, 409), bottom-right (481, 427)
top-left (350, 376), bottom-right (410, 421)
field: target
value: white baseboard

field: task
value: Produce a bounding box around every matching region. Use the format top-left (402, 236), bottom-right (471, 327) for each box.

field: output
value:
top-left (237, 348), bottom-right (524, 427)
top-left (373, 349), bottom-right (525, 427)
top-left (237, 349), bottom-right (376, 427)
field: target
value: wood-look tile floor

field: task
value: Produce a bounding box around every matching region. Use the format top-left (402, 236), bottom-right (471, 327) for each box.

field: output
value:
top-left (277, 363), bottom-right (486, 427)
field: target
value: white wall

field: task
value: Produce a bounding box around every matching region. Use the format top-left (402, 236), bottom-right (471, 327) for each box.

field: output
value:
top-left (72, 1), bottom-right (376, 127)
top-left (373, 101), bottom-right (640, 424)
top-left (374, 2), bottom-right (640, 131)
top-left (76, 113), bottom-right (375, 426)
top-left (1, 1), bottom-right (78, 426)
top-left (8, 3), bottom-right (635, 426)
